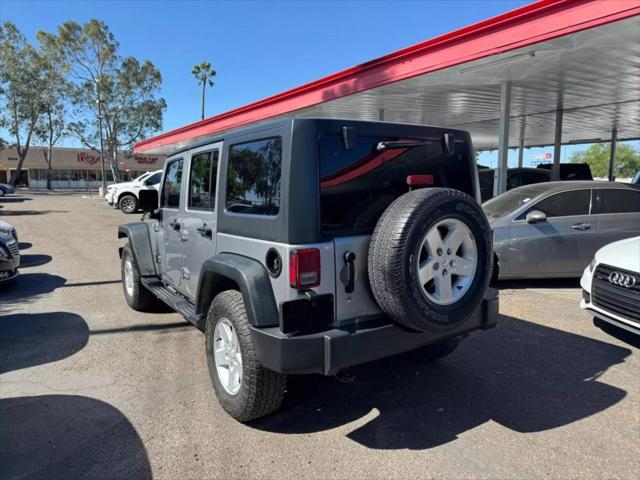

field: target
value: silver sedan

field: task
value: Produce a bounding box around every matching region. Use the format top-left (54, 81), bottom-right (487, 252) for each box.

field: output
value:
top-left (483, 181), bottom-right (640, 280)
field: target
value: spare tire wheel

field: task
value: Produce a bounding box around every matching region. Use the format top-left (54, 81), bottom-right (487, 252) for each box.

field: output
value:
top-left (368, 188), bottom-right (492, 332)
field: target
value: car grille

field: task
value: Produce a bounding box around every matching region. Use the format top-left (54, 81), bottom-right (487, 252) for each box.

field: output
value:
top-left (592, 264), bottom-right (640, 324)
top-left (11, 228), bottom-right (18, 242)
top-left (7, 241), bottom-right (19, 257)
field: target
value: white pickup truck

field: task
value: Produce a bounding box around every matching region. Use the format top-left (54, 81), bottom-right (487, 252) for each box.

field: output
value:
top-left (106, 170), bottom-right (162, 214)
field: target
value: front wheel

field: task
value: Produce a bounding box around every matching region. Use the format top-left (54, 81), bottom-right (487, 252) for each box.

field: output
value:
top-left (118, 194), bottom-right (138, 214)
top-left (121, 244), bottom-right (156, 311)
top-left (205, 290), bottom-right (286, 422)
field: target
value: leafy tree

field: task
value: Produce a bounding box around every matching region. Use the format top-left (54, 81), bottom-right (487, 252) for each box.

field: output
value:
top-left (34, 30), bottom-right (70, 190)
top-left (192, 61), bottom-right (216, 121)
top-left (0, 22), bottom-right (48, 186)
top-left (570, 142), bottom-right (640, 178)
top-left (40, 20), bottom-right (165, 184)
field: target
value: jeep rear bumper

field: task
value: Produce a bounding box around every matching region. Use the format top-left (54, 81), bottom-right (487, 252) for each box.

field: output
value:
top-left (252, 289), bottom-right (498, 375)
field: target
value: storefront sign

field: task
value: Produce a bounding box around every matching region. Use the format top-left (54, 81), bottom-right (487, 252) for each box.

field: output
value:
top-left (77, 152), bottom-right (101, 165)
top-left (134, 156), bottom-right (159, 165)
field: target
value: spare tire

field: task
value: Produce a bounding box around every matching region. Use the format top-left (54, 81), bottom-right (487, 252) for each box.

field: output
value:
top-left (368, 188), bottom-right (492, 332)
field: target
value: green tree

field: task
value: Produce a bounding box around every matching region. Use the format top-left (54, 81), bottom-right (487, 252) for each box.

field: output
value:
top-left (40, 20), bottom-right (165, 184)
top-left (570, 142), bottom-right (640, 178)
top-left (0, 22), bottom-right (48, 186)
top-left (192, 61), bottom-right (216, 121)
top-left (34, 30), bottom-right (70, 190)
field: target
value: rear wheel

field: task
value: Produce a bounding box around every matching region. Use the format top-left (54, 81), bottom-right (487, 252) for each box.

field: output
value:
top-left (118, 194), bottom-right (138, 214)
top-left (121, 244), bottom-right (156, 311)
top-left (205, 290), bottom-right (286, 422)
top-left (368, 188), bottom-right (492, 332)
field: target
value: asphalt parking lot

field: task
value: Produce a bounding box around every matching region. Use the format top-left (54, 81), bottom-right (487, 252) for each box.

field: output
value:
top-left (1, 191), bottom-right (638, 480)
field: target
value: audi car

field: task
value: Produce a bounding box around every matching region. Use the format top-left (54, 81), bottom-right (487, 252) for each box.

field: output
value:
top-left (0, 219), bottom-right (20, 283)
top-left (580, 236), bottom-right (640, 336)
top-left (484, 181), bottom-right (640, 279)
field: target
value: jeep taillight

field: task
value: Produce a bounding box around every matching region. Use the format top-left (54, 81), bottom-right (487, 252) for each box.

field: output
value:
top-left (289, 248), bottom-right (321, 289)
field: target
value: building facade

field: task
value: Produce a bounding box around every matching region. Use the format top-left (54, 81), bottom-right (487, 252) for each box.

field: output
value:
top-left (0, 147), bottom-right (165, 189)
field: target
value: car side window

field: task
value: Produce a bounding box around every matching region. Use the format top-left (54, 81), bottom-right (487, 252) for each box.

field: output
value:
top-left (524, 189), bottom-right (591, 219)
top-left (189, 150), bottom-right (219, 210)
top-left (147, 172), bottom-right (162, 185)
top-left (226, 137), bottom-right (282, 216)
top-left (161, 159), bottom-right (183, 209)
top-left (595, 189), bottom-right (640, 214)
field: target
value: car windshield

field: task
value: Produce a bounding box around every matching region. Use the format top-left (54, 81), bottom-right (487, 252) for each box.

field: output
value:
top-left (482, 184), bottom-right (550, 220)
top-left (134, 172), bottom-right (151, 182)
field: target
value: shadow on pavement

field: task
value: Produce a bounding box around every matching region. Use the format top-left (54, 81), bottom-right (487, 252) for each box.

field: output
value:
top-left (17, 241), bottom-right (32, 250)
top-left (0, 310), bottom-right (151, 478)
top-left (19, 254), bottom-right (52, 268)
top-left (0, 395), bottom-right (152, 480)
top-left (0, 210), bottom-right (68, 216)
top-left (252, 314), bottom-right (630, 450)
top-left (0, 196), bottom-right (32, 203)
top-left (593, 317), bottom-right (640, 349)
top-left (0, 312), bottom-right (88, 374)
top-left (0, 273), bottom-right (66, 313)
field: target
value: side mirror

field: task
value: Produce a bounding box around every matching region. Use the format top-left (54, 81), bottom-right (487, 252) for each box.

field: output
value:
top-left (526, 210), bottom-right (547, 224)
top-left (139, 189), bottom-right (159, 215)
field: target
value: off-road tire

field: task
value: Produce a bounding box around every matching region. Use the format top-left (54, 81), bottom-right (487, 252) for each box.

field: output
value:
top-left (205, 290), bottom-right (286, 422)
top-left (118, 194), bottom-right (138, 214)
top-left (0, 188), bottom-right (5, 197)
top-left (121, 244), bottom-right (156, 311)
top-left (368, 188), bottom-right (492, 332)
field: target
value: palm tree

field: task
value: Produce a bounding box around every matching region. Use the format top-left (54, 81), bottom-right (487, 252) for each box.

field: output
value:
top-left (192, 61), bottom-right (216, 121)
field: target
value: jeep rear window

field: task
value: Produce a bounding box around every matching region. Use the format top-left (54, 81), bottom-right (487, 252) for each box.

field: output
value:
top-left (319, 134), bottom-right (473, 235)
top-left (226, 137), bottom-right (282, 216)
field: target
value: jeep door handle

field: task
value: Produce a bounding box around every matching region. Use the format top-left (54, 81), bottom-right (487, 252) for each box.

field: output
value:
top-left (343, 251), bottom-right (356, 294)
top-left (169, 219), bottom-right (181, 231)
top-left (197, 224), bottom-right (213, 239)
top-left (571, 222), bottom-right (591, 230)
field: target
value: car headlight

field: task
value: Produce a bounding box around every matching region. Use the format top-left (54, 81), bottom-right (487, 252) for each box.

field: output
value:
top-left (588, 258), bottom-right (597, 272)
top-left (0, 230), bottom-right (12, 241)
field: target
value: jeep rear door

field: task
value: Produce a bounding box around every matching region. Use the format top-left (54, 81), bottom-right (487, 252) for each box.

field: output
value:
top-left (159, 157), bottom-right (184, 288)
top-left (180, 143), bottom-right (222, 300)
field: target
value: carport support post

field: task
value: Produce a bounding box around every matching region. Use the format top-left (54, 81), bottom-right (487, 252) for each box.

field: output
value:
top-left (551, 109), bottom-right (563, 181)
top-left (517, 118), bottom-right (526, 168)
top-left (608, 127), bottom-right (617, 181)
top-left (494, 81), bottom-right (511, 197)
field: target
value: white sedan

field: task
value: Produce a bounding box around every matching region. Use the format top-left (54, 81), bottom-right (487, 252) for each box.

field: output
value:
top-left (580, 236), bottom-right (640, 336)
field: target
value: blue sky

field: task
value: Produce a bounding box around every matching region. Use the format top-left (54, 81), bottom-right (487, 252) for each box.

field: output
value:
top-left (1, 0), bottom-right (636, 167)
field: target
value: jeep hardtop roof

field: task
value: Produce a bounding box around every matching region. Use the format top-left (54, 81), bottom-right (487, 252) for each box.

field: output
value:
top-left (163, 118), bottom-right (473, 159)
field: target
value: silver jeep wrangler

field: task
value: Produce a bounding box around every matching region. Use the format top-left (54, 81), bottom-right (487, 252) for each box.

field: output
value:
top-left (119, 118), bottom-right (498, 422)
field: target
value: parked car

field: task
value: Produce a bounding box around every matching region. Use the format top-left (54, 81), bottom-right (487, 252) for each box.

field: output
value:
top-left (631, 171), bottom-right (640, 185)
top-left (0, 182), bottom-right (16, 197)
top-left (478, 167), bottom-right (550, 202)
top-left (0, 219), bottom-right (20, 282)
top-left (106, 170), bottom-right (162, 214)
top-left (580, 236), bottom-right (639, 336)
top-left (118, 118), bottom-right (498, 422)
top-left (484, 181), bottom-right (640, 279)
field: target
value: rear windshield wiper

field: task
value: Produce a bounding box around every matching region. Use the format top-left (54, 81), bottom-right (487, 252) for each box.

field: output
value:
top-left (376, 140), bottom-right (433, 151)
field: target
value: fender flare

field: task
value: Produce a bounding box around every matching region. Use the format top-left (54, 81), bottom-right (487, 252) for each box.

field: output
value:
top-left (196, 253), bottom-right (279, 328)
top-left (118, 222), bottom-right (157, 276)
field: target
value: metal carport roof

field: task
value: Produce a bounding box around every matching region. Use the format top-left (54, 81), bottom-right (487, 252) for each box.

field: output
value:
top-left (135, 0), bottom-right (640, 155)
